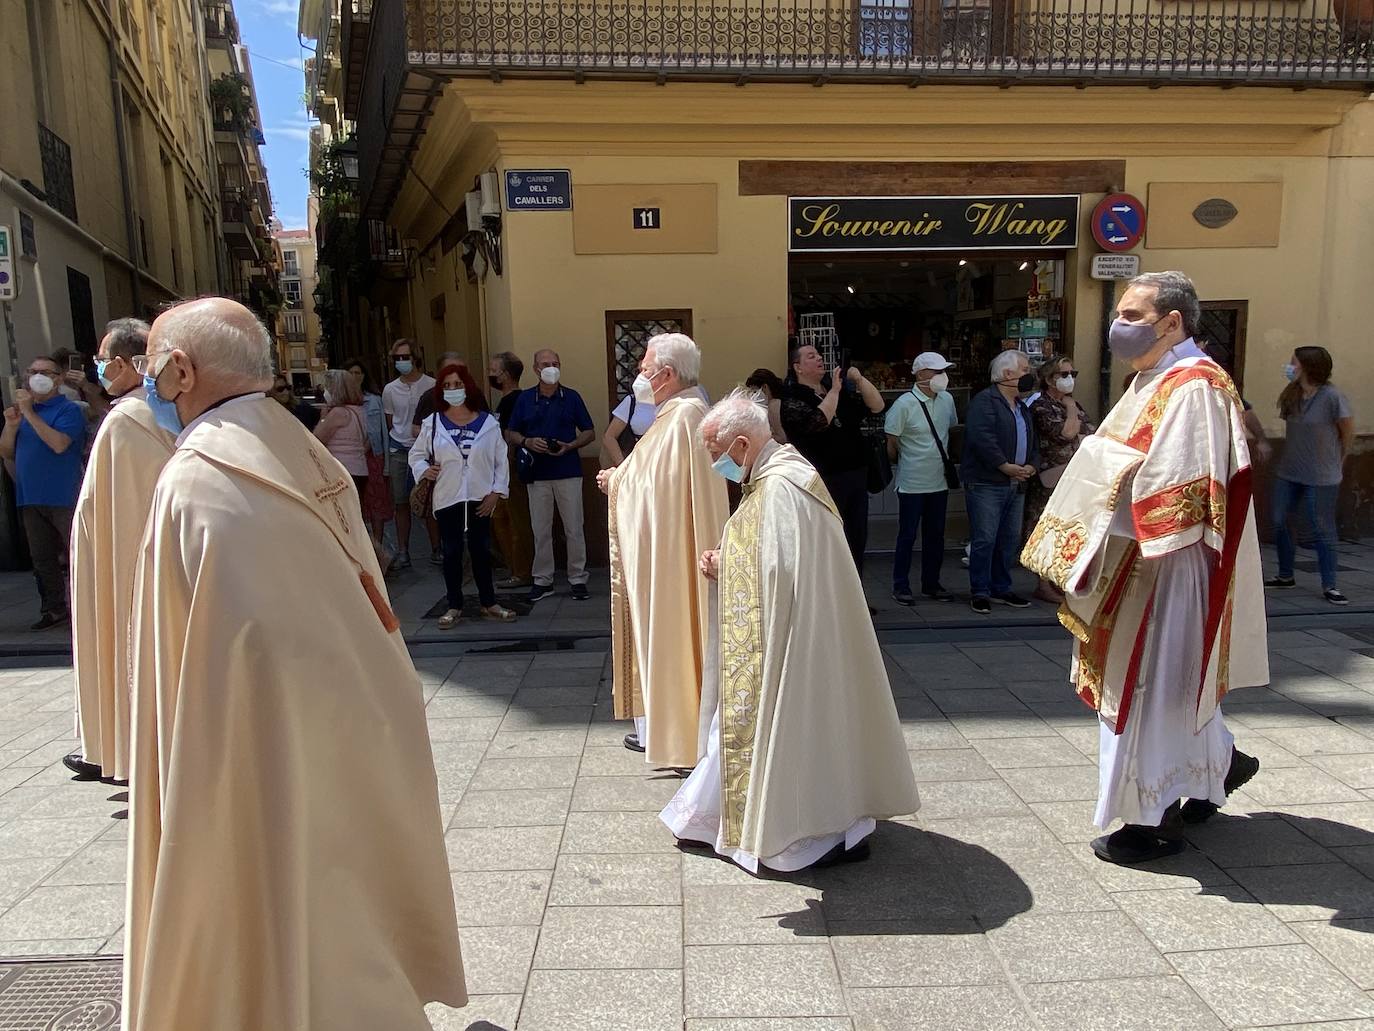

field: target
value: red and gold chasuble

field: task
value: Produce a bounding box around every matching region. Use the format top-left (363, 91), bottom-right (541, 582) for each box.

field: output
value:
top-left (1022, 357), bottom-right (1268, 733)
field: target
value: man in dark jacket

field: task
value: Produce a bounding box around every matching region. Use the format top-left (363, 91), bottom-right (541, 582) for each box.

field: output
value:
top-left (960, 349), bottom-right (1039, 614)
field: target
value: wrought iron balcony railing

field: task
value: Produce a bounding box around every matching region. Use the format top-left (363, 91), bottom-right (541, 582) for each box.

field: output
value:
top-left (38, 123), bottom-right (78, 224)
top-left (358, 0), bottom-right (1374, 215)
top-left (393, 0), bottom-right (1372, 82)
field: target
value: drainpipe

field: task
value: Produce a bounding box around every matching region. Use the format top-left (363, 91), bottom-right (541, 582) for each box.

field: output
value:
top-left (106, 25), bottom-right (141, 312)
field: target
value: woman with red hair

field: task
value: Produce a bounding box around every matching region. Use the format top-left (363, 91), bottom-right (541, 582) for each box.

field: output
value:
top-left (409, 361), bottom-right (516, 627)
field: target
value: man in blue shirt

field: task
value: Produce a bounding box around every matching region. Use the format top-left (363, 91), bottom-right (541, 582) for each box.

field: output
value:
top-left (0, 354), bottom-right (88, 629)
top-left (959, 349), bottom-right (1039, 615)
top-left (506, 349), bottom-right (595, 602)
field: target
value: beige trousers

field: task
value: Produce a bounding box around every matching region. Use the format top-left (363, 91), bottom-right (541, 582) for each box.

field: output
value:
top-left (528, 477), bottom-right (588, 586)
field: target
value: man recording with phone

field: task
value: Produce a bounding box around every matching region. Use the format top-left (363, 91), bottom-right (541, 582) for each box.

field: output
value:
top-left (506, 348), bottom-right (595, 603)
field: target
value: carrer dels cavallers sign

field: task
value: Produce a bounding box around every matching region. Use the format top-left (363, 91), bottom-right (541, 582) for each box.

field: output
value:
top-left (788, 195), bottom-right (1080, 252)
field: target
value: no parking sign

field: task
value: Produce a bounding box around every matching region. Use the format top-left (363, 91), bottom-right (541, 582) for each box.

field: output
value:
top-left (1091, 193), bottom-right (1146, 252)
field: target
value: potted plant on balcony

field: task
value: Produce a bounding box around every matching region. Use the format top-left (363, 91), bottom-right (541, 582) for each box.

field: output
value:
top-left (209, 73), bottom-right (253, 135)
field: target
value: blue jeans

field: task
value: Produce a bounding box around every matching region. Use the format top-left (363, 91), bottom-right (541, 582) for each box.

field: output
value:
top-left (966, 482), bottom-right (1025, 599)
top-left (1273, 477), bottom-right (1340, 589)
top-left (893, 490), bottom-right (949, 594)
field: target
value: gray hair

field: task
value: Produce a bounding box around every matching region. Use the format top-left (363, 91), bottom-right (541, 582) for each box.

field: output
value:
top-left (103, 317), bottom-right (150, 360)
top-left (1128, 270), bottom-right (1201, 337)
top-left (645, 333), bottom-right (701, 387)
top-left (699, 388), bottom-right (770, 447)
top-left (989, 349), bottom-right (1028, 382)
top-left (322, 368), bottom-right (362, 406)
top-left (153, 298), bottom-right (274, 383)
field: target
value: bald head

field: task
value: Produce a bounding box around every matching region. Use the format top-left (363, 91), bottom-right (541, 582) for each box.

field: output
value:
top-left (148, 297), bottom-right (275, 426)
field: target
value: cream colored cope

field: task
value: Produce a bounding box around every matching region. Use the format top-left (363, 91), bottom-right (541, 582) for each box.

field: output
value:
top-left (123, 397), bottom-right (465, 1031)
top-left (70, 394), bottom-right (174, 781)
top-left (608, 391), bottom-right (729, 768)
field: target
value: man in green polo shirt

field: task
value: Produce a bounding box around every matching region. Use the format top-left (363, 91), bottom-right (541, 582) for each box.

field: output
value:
top-left (885, 352), bottom-right (958, 605)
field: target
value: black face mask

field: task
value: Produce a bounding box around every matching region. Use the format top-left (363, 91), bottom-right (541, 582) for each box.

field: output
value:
top-left (488, 375), bottom-right (502, 389)
top-left (1017, 373), bottom-right (1036, 393)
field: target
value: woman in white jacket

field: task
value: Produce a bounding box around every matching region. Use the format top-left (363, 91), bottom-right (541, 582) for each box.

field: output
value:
top-left (410, 361), bottom-right (517, 628)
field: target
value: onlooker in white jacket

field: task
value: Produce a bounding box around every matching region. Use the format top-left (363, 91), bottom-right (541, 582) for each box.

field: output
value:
top-left (410, 361), bottom-right (516, 628)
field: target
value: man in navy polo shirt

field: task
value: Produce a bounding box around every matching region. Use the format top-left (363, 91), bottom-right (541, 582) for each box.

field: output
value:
top-left (0, 354), bottom-right (88, 629)
top-left (506, 349), bottom-right (595, 602)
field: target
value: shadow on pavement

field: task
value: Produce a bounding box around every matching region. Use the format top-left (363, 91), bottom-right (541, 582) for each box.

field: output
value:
top-left (1187, 812), bottom-right (1374, 926)
top-left (765, 821), bottom-right (1034, 934)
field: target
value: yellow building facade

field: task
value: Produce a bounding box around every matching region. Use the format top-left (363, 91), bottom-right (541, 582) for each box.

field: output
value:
top-left (310, 0), bottom-right (1374, 531)
top-left (274, 226), bottom-right (327, 385)
top-left (0, 0), bottom-right (275, 373)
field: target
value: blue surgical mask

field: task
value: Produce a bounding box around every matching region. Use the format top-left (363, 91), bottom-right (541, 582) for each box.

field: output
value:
top-left (443, 388), bottom-right (466, 407)
top-left (95, 359), bottom-right (113, 390)
top-left (1283, 363), bottom-right (1299, 383)
top-left (1107, 317), bottom-right (1162, 361)
top-left (143, 372), bottom-right (183, 435)
top-left (711, 451), bottom-right (744, 483)
top-left (394, 359), bottom-right (414, 375)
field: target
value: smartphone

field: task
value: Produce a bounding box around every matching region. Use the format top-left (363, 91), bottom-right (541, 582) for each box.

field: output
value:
top-left (67, 355), bottom-right (85, 373)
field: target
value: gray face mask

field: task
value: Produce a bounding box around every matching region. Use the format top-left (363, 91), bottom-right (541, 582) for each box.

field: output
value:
top-left (1108, 317), bottom-right (1163, 360)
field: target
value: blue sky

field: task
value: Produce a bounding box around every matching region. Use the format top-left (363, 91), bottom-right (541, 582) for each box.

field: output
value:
top-left (235, 0), bottom-right (315, 229)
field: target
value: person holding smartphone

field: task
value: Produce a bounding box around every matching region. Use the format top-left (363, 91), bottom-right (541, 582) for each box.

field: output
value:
top-left (505, 349), bottom-right (596, 602)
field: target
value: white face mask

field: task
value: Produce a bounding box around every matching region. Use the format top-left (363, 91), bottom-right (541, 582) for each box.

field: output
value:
top-left (632, 370), bottom-right (658, 404)
top-left (927, 372), bottom-right (949, 393)
top-left (539, 366), bottom-right (560, 386)
top-left (27, 373), bottom-right (55, 396)
top-left (443, 388), bottom-right (466, 407)
top-left (1054, 375), bottom-right (1076, 394)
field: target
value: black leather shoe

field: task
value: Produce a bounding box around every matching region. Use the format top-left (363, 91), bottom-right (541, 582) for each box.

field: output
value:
top-left (623, 732), bottom-right (645, 753)
top-left (1182, 748), bottom-right (1261, 824)
top-left (922, 587), bottom-right (954, 602)
top-left (31, 611), bottom-right (68, 631)
top-left (62, 753), bottom-right (102, 780)
top-left (814, 840), bottom-right (872, 867)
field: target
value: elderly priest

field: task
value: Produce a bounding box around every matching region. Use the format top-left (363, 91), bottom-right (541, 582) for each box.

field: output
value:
top-left (123, 298), bottom-right (465, 1030)
top-left (661, 390), bottom-right (919, 872)
top-left (599, 332), bottom-right (728, 768)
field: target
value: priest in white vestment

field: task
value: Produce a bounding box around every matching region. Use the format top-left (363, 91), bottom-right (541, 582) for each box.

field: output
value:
top-left (661, 391), bottom-right (919, 872)
top-left (1022, 272), bottom-right (1266, 866)
top-left (599, 333), bottom-right (729, 768)
top-left (124, 299), bottom-right (465, 1030)
top-left (65, 318), bottom-right (174, 783)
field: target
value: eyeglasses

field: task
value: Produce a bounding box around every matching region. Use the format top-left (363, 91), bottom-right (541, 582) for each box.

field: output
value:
top-left (1058, 370), bottom-right (1081, 378)
top-left (131, 355), bottom-right (150, 375)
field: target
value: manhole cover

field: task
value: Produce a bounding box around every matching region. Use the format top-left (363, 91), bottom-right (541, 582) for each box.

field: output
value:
top-left (0, 960), bottom-right (121, 1031)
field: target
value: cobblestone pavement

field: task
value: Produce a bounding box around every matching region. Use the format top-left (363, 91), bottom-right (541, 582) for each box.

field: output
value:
top-left (2, 619), bottom-right (1374, 1029)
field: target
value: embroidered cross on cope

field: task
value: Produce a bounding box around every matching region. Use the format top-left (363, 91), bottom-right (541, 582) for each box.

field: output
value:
top-left (308, 449), bottom-right (352, 536)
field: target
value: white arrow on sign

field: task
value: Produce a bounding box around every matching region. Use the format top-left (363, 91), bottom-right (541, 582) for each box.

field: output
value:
top-left (1112, 205), bottom-right (1134, 214)
top-left (1107, 235), bottom-right (1128, 243)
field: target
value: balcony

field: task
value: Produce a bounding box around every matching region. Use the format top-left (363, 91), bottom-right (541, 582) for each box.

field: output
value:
top-left (204, 0), bottom-right (239, 46)
top-left (221, 192), bottom-right (259, 260)
top-left (38, 123), bottom-right (78, 224)
top-left (342, 0), bottom-right (374, 118)
top-left (357, 0), bottom-right (1374, 215)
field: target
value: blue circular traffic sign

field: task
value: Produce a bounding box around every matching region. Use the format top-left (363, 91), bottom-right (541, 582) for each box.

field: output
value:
top-left (1092, 193), bottom-right (1146, 253)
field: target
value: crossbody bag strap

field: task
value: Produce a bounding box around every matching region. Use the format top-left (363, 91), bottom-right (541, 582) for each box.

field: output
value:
top-left (916, 395), bottom-right (952, 464)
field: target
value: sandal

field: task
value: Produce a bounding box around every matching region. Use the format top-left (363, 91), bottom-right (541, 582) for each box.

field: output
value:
top-left (436, 608), bottom-right (462, 630)
top-left (481, 604), bottom-right (516, 622)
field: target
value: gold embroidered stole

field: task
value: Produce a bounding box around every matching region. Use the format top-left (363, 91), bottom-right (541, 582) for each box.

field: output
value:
top-left (717, 461), bottom-right (838, 850)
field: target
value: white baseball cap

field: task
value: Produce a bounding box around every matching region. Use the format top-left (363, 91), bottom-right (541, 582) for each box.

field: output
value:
top-left (912, 352), bottom-right (955, 374)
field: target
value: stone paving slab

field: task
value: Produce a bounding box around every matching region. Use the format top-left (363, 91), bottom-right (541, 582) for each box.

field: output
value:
top-left (2, 623), bottom-right (1374, 1028)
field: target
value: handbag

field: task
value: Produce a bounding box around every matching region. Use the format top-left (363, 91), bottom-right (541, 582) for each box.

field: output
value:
top-left (866, 430), bottom-right (893, 495)
top-left (616, 396), bottom-right (643, 457)
top-left (408, 413), bottom-right (437, 519)
top-left (916, 394), bottom-right (961, 491)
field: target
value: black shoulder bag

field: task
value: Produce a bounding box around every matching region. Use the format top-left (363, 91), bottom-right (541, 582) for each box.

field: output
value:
top-left (916, 395), bottom-right (961, 491)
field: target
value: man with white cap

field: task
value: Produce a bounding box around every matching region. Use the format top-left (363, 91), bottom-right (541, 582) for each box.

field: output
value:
top-left (885, 352), bottom-right (959, 604)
